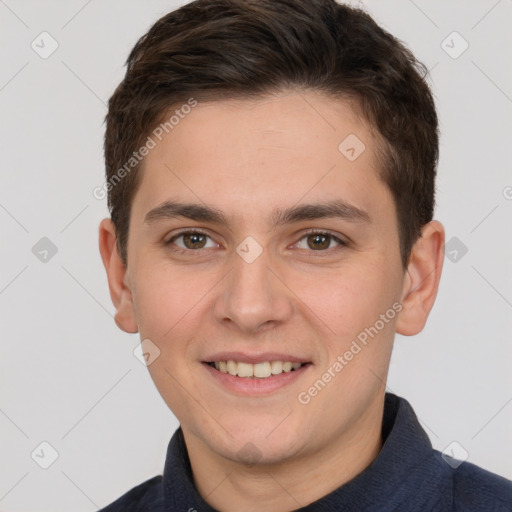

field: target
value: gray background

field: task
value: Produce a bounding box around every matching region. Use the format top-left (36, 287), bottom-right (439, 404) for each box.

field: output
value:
top-left (1, 0), bottom-right (511, 510)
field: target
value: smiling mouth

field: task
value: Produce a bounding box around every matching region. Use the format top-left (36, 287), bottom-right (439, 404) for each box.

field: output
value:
top-left (205, 360), bottom-right (310, 378)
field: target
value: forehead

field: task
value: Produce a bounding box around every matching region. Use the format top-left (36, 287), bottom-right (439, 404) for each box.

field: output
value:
top-left (163, 91), bottom-right (370, 169)
top-left (131, 91), bottom-right (394, 231)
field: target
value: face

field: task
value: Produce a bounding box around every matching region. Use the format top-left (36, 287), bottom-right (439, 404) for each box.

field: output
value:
top-left (111, 90), bottom-right (411, 465)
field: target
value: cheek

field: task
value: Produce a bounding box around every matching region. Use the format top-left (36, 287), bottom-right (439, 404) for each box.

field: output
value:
top-left (297, 267), bottom-right (394, 341)
top-left (303, 268), bottom-right (399, 389)
top-left (131, 265), bottom-right (209, 418)
top-left (131, 260), bottom-right (211, 338)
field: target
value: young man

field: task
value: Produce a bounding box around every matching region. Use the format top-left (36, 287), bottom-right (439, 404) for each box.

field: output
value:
top-left (98, 0), bottom-right (512, 510)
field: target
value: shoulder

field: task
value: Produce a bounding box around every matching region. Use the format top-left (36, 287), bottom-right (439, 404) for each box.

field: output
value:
top-left (433, 451), bottom-right (512, 511)
top-left (98, 475), bottom-right (164, 511)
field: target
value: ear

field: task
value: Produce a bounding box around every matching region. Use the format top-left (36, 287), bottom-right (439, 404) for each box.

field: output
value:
top-left (395, 220), bottom-right (445, 336)
top-left (98, 218), bottom-right (138, 333)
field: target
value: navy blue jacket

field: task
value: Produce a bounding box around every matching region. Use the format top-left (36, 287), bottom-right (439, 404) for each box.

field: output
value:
top-left (99, 393), bottom-right (512, 511)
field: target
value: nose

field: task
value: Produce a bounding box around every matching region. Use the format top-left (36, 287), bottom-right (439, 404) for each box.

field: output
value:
top-left (214, 243), bottom-right (293, 334)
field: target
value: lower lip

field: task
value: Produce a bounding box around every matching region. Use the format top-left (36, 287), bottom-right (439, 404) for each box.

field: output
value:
top-left (202, 363), bottom-right (311, 396)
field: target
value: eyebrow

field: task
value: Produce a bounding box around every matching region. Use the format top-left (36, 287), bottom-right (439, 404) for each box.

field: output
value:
top-left (144, 198), bottom-right (371, 230)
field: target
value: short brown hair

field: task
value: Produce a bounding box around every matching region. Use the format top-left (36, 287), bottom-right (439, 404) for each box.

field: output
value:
top-left (104, 0), bottom-right (439, 268)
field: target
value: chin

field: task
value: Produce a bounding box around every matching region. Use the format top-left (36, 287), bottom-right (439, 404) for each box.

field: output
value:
top-left (205, 418), bottom-right (307, 466)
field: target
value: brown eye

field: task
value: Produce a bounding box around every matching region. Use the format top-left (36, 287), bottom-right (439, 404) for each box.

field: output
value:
top-left (296, 231), bottom-right (345, 252)
top-left (182, 232), bottom-right (207, 249)
top-left (306, 233), bottom-right (331, 250)
top-left (167, 231), bottom-right (217, 252)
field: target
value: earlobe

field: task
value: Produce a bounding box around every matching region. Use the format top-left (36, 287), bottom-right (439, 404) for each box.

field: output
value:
top-left (395, 221), bottom-right (445, 336)
top-left (98, 218), bottom-right (138, 334)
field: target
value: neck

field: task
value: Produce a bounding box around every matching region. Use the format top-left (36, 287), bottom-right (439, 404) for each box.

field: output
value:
top-left (183, 394), bottom-right (385, 512)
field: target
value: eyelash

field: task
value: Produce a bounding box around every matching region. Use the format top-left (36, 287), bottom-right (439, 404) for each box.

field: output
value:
top-left (165, 229), bottom-right (348, 257)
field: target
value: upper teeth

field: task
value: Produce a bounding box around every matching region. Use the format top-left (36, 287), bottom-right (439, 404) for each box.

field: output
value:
top-left (213, 361), bottom-right (302, 378)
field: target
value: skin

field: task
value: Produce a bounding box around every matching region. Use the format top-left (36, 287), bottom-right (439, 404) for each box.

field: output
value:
top-left (99, 89), bottom-right (445, 511)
